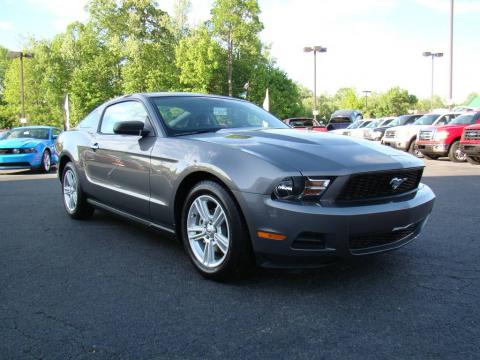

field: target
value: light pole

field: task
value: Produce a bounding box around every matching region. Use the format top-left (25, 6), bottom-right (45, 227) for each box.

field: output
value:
top-left (448, 0), bottom-right (454, 106)
top-left (304, 45), bottom-right (327, 121)
top-left (422, 51), bottom-right (443, 110)
top-left (7, 51), bottom-right (34, 122)
top-left (363, 90), bottom-right (371, 109)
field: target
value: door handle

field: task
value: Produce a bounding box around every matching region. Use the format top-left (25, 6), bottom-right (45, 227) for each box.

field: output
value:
top-left (91, 143), bottom-right (99, 150)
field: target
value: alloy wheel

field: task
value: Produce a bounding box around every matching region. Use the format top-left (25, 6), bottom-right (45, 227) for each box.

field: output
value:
top-left (454, 148), bottom-right (467, 162)
top-left (187, 195), bottom-right (230, 268)
top-left (43, 151), bottom-right (51, 172)
top-left (63, 169), bottom-right (78, 213)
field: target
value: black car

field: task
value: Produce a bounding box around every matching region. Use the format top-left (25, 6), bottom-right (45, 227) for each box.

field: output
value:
top-left (327, 110), bottom-right (363, 131)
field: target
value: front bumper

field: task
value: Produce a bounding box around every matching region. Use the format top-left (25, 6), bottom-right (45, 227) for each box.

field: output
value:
top-left (460, 143), bottom-right (480, 156)
top-left (234, 184), bottom-right (435, 268)
top-left (0, 153), bottom-right (42, 170)
top-left (382, 139), bottom-right (409, 151)
top-left (417, 143), bottom-right (449, 156)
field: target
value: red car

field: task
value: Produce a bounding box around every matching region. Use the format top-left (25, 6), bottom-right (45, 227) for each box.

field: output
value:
top-left (460, 123), bottom-right (480, 165)
top-left (283, 117), bottom-right (327, 132)
top-left (416, 112), bottom-right (480, 162)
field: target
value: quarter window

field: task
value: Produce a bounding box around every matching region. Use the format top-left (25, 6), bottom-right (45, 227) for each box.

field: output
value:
top-left (100, 101), bottom-right (150, 134)
top-left (78, 108), bottom-right (101, 130)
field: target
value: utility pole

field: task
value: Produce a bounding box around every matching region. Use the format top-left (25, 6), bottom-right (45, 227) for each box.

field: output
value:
top-left (448, 0), bottom-right (454, 106)
top-left (422, 52), bottom-right (443, 110)
top-left (303, 46), bottom-right (327, 121)
top-left (7, 51), bottom-right (34, 122)
top-left (363, 90), bottom-right (371, 109)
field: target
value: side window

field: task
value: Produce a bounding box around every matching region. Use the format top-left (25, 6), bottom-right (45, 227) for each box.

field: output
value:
top-left (78, 108), bottom-right (101, 130)
top-left (100, 101), bottom-right (150, 135)
top-left (52, 128), bottom-right (61, 138)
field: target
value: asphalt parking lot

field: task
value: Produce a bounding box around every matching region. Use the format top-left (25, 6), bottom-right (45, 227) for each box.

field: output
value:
top-left (1, 160), bottom-right (479, 359)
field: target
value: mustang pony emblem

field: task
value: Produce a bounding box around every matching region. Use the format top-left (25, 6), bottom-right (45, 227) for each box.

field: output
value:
top-left (390, 177), bottom-right (408, 190)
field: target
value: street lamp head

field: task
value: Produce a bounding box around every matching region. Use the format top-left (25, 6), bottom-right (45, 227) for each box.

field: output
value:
top-left (422, 51), bottom-right (432, 57)
top-left (303, 46), bottom-right (313, 53)
top-left (434, 52), bottom-right (444, 57)
top-left (313, 46), bottom-right (327, 53)
top-left (7, 51), bottom-right (34, 59)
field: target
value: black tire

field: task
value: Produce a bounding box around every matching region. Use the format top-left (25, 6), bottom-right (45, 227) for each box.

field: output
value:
top-left (422, 154), bottom-right (439, 160)
top-left (448, 140), bottom-right (467, 162)
top-left (408, 139), bottom-right (423, 157)
top-left (38, 150), bottom-right (52, 173)
top-left (61, 162), bottom-right (94, 219)
top-left (466, 156), bottom-right (480, 165)
top-left (180, 180), bottom-right (254, 281)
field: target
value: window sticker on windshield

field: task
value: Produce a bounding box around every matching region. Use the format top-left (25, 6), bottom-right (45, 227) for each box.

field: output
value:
top-left (213, 107), bottom-right (227, 116)
top-left (262, 120), bottom-right (269, 128)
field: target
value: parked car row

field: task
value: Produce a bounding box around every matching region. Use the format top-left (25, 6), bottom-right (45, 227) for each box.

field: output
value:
top-left (322, 109), bottom-right (480, 165)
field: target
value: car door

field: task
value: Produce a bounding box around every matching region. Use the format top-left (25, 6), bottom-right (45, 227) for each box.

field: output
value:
top-left (84, 100), bottom-right (155, 218)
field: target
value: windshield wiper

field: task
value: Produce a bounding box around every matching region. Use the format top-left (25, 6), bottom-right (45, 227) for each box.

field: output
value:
top-left (173, 128), bottom-right (222, 137)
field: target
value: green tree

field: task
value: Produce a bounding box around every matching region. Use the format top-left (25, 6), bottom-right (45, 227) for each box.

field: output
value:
top-left (210, 0), bottom-right (263, 97)
top-left (172, 0), bottom-right (191, 38)
top-left (175, 25), bottom-right (224, 93)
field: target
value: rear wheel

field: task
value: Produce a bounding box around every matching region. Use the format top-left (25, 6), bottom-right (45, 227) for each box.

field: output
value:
top-left (62, 162), bottom-right (94, 219)
top-left (448, 140), bottom-right (466, 162)
top-left (466, 156), bottom-right (480, 165)
top-left (181, 180), bottom-right (254, 281)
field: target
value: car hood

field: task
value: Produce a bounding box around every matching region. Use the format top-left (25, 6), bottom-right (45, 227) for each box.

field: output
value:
top-left (436, 124), bottom-right (469, 132)
top-left (0, 138), bottom-right (44, 149)
top-left (189, 129), bottom-right (422, 174)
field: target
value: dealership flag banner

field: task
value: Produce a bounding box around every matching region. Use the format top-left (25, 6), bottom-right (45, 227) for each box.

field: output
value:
top-left (64, 94), bottom-right (70, 130)
top-left (263, 88), bottom-right (270, 112)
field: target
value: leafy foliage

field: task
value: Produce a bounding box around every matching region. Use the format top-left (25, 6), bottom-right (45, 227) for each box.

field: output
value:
top-left (0, 0), bottom-right (470, 129)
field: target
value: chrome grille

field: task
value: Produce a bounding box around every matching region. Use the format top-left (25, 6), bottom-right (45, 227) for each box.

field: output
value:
top-left (464, 129), bottom-right (480, 141)
top-left (419, 130), bottom-right (434, 141)
top-left (384, 130), bottom-right (395, 139)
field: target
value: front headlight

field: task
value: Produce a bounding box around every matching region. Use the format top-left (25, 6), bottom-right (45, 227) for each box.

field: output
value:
top-left (273, 177), bottom-right (332, 202)
top-left (22, 148), bottom-right (37, 153)
top-left (12, 148), bottom-right (20, 154)
top-left (434, 131), bottom-right (448, 141)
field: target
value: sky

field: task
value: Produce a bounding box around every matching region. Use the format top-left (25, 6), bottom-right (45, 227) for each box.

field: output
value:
top-left (0, 0), bottom-right (479, 103)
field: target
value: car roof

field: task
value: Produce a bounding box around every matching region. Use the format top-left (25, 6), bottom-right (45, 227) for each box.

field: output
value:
top-left (123, 92), bottom-right (246, 102)
top-left (331, 109), bottom-right (361, 116)
top-left (11, 125), bottom-right (55, 130)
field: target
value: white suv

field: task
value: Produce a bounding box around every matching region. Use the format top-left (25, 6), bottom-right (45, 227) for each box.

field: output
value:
top-left (382, 113), bottom-right (460, 156)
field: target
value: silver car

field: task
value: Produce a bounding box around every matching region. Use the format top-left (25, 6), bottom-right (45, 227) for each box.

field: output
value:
top-left (56, 93), bottom-right (435, 280)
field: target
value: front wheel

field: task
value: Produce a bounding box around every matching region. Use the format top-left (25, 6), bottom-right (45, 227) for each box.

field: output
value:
top-left (181, 180), bottom-right (254, 281)
top-left (62, 162), bottom-right (94, 219)
top-left (466, 156), bottom-right (480, 165)
top-left (448, 141), bottom-right (467, 162)
top-left (408, 139), bottom-right (423, 157)
top-left (39, 150), bottom-right (52, 173)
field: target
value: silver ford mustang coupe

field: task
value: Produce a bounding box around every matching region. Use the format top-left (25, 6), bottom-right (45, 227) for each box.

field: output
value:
top-left (56, 93), bottom-right (435, 280)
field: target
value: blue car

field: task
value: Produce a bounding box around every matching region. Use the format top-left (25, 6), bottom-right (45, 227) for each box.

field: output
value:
top-left (0, 126), bottom-right (62, 172)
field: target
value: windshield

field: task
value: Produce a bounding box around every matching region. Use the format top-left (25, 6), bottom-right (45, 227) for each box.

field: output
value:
top-left (347, 120), bottom-right (363, 129)
top-left (449, 114), bottom-right (476, 125)
top-left (151, 96), bottom-right (288, 135)
top-left (359, 121), bottom-right (371, 128)
top-left (414, 114), bottom-right (440, 125)
top-left (365, 120), bottom-right (380, 129)
top-left (2, 128), bottom-right (49, 140)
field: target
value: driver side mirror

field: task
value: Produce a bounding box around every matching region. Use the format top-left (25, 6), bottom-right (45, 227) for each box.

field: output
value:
top-left (113, 121), bottom-right (150, 136)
